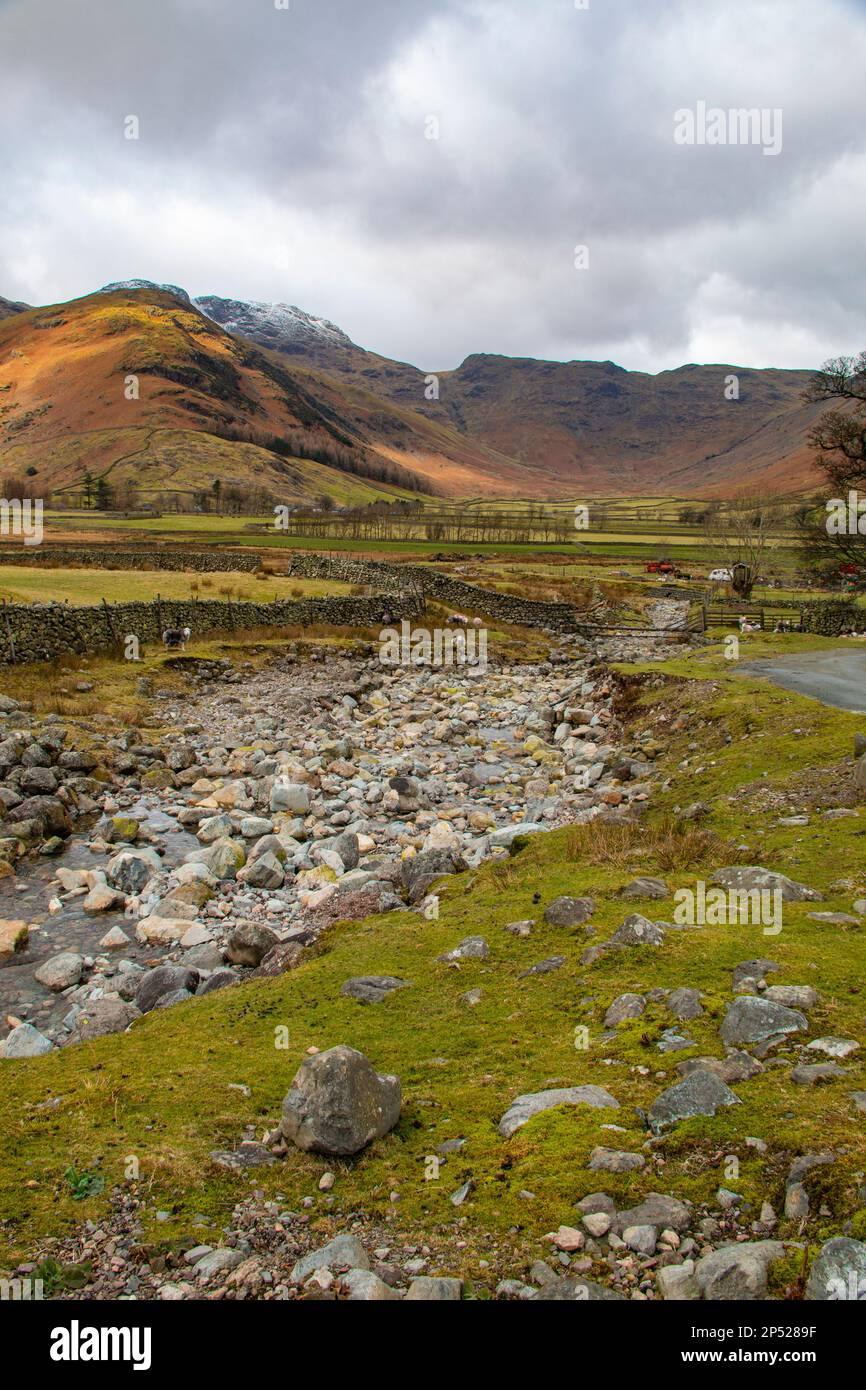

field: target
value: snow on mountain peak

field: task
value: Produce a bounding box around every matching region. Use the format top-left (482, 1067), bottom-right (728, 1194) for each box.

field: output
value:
top-left (193, 295), bottom-right (352, 349)
top-left (98, 279), bottom-right (192, 303)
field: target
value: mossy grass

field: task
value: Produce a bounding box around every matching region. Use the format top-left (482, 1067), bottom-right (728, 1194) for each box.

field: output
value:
top-left (1, 632), bottom-right (864, 1279)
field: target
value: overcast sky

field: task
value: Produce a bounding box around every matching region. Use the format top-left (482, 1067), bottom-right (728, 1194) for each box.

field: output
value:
top-left (1, 0), bottom-right (864, 372)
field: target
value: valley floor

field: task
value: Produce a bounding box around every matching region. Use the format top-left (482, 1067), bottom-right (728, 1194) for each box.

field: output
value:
top-left (1, 623), bottom-right (865, 1302)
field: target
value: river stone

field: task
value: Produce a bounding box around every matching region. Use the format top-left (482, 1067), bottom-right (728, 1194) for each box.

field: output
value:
top-left (340, 976), bottom-right (408, 1005)
top-left (68, 998), bottom-right (140, 1041)
top-left (83, 883), bottom-right (125, 913)
top-left (270, 781), bottom-right (311, 814)
top-left (289, 1233), bottom-right (370, 1284)
top-left (720, 996), bottom-right (807, 1047)
top-left (805, 1237), bottom-right (866, 1301)
top-left (99, 925), bottom-right (131, 951)
top-left (238, 851), bottom-right (285, 889)
top-left (695, 1241), bottom-right (786, 1300)
top-left (341, 1269), bottom-right (401, 1301)
top-left (8, 795), bottom-right (72, 837)
top-left (135, 964), bottom-right (200, 1013)
top-left (280, 1044), bottom-right (401, 1156)
top-left (404, 1277), bottom-right (463, 1301)
top-left (544, 896), bottom-right (595, 927)
top-left (531, 1278), bottom-right (626, 1301)
top-left (0, 918), bottom-right (29, 959)
top-left (711, 866), bottom-right (823, 902)
top-left (498, 1085), bottom-right (619, 1138)
top-left (613, 1193), bottom-right (691, 1235)
top-left (648, 1069), bottom-right (740, 1134)
top-left (106, 847), bottom-right (162, 894)
top-left (195, 837), bottom-right (246, 880)
top-left (225, 922), bottom-right (279, 966)
top-left (3, 1022), bottom-right (53, 1057)
top-left (135, 916), bottom-right (188, 946)
top-left (34, 951), bottom-right (83, 992)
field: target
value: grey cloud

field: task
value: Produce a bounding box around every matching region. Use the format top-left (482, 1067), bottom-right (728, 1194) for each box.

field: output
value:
top-left (0, 0), bottom-right (863, 372)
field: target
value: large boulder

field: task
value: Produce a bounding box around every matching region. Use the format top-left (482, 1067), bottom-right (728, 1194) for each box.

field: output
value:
top-left (648, 1069), bottom-right (740, 1134)
top-left (34, 951), bottom-right (83, 992)
top-left (66, 998), bottom-right (140, 1042)
top-left (720, 996), bottom-right (807, 1048)
top-left (711, 866), bottom-right (823, 902)
top-left (402, 848), bottom-right (466, 904)
top-left (805, 1237), bottom-right (866, 1301)
top-left (695, 1241), bottom-right (786, 1300)
top-left (135, 964), bottom-right (200, 1014)
top-left (3, 1022), bottom-right (53, 1058)
top-left (7, 795), bottom-right (72, 838)
top-left (280, 1044), bottom-right (401, 1156)
top-left (225, 922), bottom-right (279, 967)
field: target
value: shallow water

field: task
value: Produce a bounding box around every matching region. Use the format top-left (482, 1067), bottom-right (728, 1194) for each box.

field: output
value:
top-left (0, 799), bottom-right (200, 1031)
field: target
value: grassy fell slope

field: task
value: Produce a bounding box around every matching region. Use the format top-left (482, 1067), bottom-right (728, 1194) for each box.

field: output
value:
top-left (0, 288), bottom-right (520, 503)
top-left (1, 636), bottom-right (864, 1286)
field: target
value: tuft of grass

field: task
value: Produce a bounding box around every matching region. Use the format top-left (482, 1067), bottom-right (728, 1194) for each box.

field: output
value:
top-left (564, 813), bottom-right (740, 872)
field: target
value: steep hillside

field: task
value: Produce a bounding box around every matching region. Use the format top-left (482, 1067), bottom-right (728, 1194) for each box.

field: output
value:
top-left (0, 281), bottom-right (831, 501)
top-left (0, 297), bottom-right (28, 321)
top-left (196, 294), bottom-right (827, 498)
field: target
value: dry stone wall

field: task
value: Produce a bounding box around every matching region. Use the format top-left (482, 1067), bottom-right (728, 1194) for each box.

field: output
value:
top-left (287, 553), bottom-right (585, 633)
top-left (0, 548), bottom-right (261, 573)
top-left (0, 592), bottom-right (423, 666)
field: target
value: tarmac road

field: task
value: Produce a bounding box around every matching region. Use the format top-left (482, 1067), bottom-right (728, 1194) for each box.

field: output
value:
top-left (739, 646), bottom-right (866, 713)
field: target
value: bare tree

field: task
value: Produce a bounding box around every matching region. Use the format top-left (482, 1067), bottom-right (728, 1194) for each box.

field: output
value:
top-left (703, 494), bottom-right (784, 597)
top-left (798, 351), bottom-right (866, 577)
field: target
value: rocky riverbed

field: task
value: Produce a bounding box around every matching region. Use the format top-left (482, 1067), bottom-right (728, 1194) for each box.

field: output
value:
top-left (1, 639), bottom-right (657, 1055)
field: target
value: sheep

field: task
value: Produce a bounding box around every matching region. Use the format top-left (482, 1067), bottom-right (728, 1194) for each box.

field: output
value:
top-left (162, 626), bottom-right (192, 650)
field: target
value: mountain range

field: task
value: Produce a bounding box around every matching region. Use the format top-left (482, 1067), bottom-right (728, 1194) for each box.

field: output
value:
top-left (0, 279), bottom-right (828, 504)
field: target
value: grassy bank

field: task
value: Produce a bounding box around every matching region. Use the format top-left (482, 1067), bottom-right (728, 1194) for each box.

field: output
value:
top-left (1, 635), bottom-right (864, 1281)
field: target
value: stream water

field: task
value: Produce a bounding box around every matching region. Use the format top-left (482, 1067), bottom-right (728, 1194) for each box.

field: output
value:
top-left (0, 798), bottom-right (200, 1030)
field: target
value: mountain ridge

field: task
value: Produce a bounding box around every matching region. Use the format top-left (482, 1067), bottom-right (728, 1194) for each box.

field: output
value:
top-left (0, 280), bottom-right (829, 499)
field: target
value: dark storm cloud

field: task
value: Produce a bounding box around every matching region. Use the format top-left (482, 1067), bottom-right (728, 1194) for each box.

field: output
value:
top-left (0, 0), bottom-right (864, 371)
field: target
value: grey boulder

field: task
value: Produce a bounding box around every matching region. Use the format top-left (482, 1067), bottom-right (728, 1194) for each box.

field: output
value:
top-left (280, 1045), bottom-right (401, 1156)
